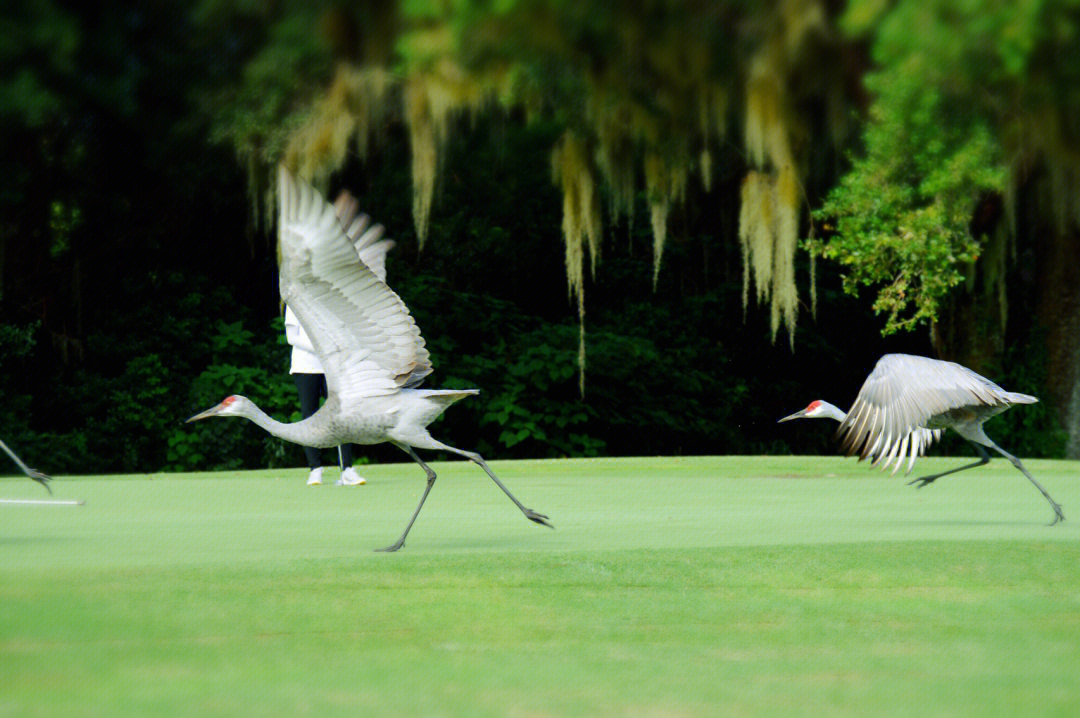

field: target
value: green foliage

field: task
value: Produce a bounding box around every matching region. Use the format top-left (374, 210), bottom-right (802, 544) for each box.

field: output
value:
top-left (166, 317), bottom-right (297, 471)
top-left (810, 1), bottom-right (1009, 333)
top-left (391, 276), bottom-right (605, 459)
top-left (991, 330), bottom-right (1068, 458)
top-left (461, 327), bottom-right (604, 457)
top-left (0, 321), bottom-right (36, 361)
top-left (102, 354), bottom-right (175, 470)
top-left (0, 0), bottom-right (80, 127)
top-left (200, 1), bottom-right (337, 184)
top-left (0, 322), bottom-right (38, 468)
top-left (4, 1), bottom-right (1077, 472)
top-left (814, 0), bottom-right (1080, 336)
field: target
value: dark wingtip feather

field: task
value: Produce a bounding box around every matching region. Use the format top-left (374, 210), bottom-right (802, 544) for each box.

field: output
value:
top-left (836, 417), bottom-right (864, 459)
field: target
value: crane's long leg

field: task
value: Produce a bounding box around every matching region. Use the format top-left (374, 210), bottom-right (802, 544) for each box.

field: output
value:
top-left (0, 439), bottom-right (51, 494)
top-left (376, 444), bottom-right (438, 553)
top-left (431, 440), bottom-right (552, 529)
top-left (908, 442), bottom-right (989, 489)
top-left (986, 442), bottom-right (1065, 525)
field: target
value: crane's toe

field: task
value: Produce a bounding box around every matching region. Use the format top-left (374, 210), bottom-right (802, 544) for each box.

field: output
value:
top-left (525, 509), bottom-right (553, 529)
top-left (375, 540), bottom-right (405, 553)
top-left (30, 470), bottom-right (51, 494)
top-left (1049, 504), bottom-right (1065, 526)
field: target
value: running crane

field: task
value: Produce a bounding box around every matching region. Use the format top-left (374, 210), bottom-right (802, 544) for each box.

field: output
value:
top-left (188, 167), bottom-right (552, 551)
top-left (779, 353), bottom-right (1065, 524)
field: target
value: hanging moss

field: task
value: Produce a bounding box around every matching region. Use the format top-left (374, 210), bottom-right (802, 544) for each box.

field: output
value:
top-left (644, 152), bottom-right (689, 287)
top-left (591, 104), bottom-right (637, 224)
top-left (260, 1), bottom-right (842, 373)
top-left (739, 167), bottom-right (800, 344)
top-left (745, 54), bottom-right (790, 169)
top-left (551, 133), bottom-right (601, 293)
top-left (405, 57), bottom-right (496, 248)
top-left (698, 82), bottom-right (728, 196)
top-left (737, 0), bottom-right (831, 343)
top-left (772, 165), bottom-right (800, 346)
top-left (551, 131), bottom-right (601, 395)
top-left (404, 76), bottom-right (438, 250)
top-left (283, 66), bottom-right (394, 187)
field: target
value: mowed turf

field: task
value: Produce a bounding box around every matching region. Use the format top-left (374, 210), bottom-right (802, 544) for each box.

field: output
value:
top-left (1, 455), bottom-right (1078, 717)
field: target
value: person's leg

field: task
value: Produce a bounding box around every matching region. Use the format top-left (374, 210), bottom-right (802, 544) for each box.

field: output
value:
top-left (339, 444), bottom-right (353, 469)
top-left (336, 444), bottom-right (367, 485)
top-left (312, 375), bottom-right (363, 484)
top-left (293, 373), bottom-right (323, 473)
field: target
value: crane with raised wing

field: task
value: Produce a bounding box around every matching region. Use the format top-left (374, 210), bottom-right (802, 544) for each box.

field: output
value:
top-left (779, 353), bottom-right (1064, 524)
top-left (188, 167), bottom-right (552, 550)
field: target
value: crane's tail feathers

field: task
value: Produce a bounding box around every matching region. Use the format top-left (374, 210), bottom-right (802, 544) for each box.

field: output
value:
top-left (1006, 392), bottom-right (1038, 404)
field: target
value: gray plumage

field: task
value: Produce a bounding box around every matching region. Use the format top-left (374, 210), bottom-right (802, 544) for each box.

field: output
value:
top-left (1, 438), bottom-right (50, 493)
top-left (188, 167), bottom-right (550, 550)
top-left (779, 353), bottom-right (1064, 524)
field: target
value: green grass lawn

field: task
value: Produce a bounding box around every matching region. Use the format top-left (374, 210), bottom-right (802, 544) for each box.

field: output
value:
top-left (1, 455), bottom-right (1078, 717)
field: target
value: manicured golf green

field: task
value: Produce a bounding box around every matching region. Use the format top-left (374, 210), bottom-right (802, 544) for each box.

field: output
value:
top-left (2, 456), bottom-right (1078, 717)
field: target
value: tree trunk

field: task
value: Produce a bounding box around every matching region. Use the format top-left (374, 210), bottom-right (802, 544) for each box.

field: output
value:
top-left (930, 198), bottom-right (1008, 373)
top-left (1038, 228), bottom-right (1080, 459)
top-left (932, 192), bottom-right (1080, 459)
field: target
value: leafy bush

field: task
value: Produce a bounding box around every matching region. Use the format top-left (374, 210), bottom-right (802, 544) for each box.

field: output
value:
top-left (166, 318), bottom-right (298, 471)
top-left (0, 322), bottom-right (39, 473)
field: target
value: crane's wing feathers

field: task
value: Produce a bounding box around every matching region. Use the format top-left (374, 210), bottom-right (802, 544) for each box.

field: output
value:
top-left (278, 167), bottom-right (432, 401)
top-left (837, 354), bottom-right (1024, 474)
top-left (333, 191), bottom-right (395, 282)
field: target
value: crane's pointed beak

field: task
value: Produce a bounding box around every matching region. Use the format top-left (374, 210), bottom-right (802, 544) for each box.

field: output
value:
top-left (185, 406), bottom-right (220, 423)
top-left (777, 409), bottom-right (808, 423)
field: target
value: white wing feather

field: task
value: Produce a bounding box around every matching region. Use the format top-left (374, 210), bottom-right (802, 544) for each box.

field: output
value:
top-left (837, 354), bottom-right (1029, 473)
top-left (278, 167), bottom-right (432, 401)
top-left (333, 191), bottom-right (395, 282)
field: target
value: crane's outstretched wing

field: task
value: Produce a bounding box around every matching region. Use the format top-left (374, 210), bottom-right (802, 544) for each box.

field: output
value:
top-left (836, 354), bottom-right (1030, 474)
top-left (333, 191), bottom-right (395, 282)
top-left (278, 166), bottom-right (432, 401)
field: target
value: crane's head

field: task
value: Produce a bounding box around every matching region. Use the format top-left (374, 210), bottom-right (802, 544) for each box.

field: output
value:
top-left (186, 395), bottom-right (249, 423)
top-left (778, 400), bottom-right (844, 423)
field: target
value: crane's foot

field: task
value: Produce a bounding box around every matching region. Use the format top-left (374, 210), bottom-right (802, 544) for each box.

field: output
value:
top-left (907, 475), bottom-right (939, 489)
top-left (375, 540), bottom-right (405, 553)
top-left (524, 508), bottom-right (553, 528)
top-left (1048, 502), bottom-right (1065, 526)
top-left (31, 472), bottom-right (51, 494)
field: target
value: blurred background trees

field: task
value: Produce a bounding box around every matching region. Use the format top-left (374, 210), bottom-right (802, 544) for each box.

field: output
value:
top-left (1, 0), bottom-right (1077, 473)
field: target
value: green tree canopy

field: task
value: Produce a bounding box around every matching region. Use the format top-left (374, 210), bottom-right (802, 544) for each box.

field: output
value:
top-left (205, 0), bottom-right (854, 365)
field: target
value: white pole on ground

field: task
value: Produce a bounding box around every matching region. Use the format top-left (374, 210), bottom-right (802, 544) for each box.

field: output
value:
top-left (0, 498), bottom-right (85, 506)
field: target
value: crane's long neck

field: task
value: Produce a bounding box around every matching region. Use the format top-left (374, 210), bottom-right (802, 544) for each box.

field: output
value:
top-left (816, 401), bottom-right (848, 422)
top-left (239, 400), bottom-right (332, 448)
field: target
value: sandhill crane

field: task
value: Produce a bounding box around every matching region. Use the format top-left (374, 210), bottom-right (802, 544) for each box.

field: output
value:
top-left (1, 438), bottom-right (50, 493)
top-left (187, 167), bottom-right (552, 551)
top-left (778, 353), bottom-right (1065, 524)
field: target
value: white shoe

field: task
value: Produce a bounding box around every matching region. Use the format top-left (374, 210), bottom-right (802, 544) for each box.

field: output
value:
top-left (306, 467), bottom-right (324, 486)
top-left (336, 467), bottom-right (367, 486)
